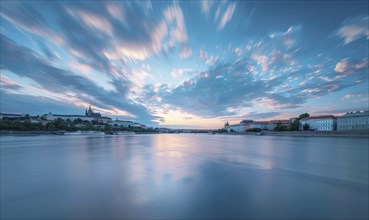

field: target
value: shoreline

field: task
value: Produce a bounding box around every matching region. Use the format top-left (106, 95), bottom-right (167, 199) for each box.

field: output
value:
top-left (1, 130), bottom-right (368, 138)
top-left (223, 130), bottom-right (369, 138)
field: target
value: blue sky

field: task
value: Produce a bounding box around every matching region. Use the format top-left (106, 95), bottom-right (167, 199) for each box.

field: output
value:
top-left (0, 1), bottom-right (368, 128)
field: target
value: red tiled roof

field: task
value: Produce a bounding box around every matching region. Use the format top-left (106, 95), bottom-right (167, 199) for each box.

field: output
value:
top-left (300, 115), bottom-right (336, 121)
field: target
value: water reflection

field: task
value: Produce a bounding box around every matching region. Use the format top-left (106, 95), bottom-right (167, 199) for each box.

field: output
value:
top-left (1, 134), bottom-right (368, 219)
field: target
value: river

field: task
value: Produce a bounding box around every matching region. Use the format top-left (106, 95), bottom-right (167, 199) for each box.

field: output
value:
top-left (1, 134), bottom-right (368, 219)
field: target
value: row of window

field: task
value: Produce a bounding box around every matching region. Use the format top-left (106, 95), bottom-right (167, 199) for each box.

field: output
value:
top-left (338, 125), bottom-right (369, 129)
top-left (338, 121), bottom-right (368, 125)
top-left (339, 118), bottom-right (368, 123)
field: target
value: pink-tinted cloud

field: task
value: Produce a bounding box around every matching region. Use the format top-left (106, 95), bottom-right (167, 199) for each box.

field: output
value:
top-left (337, 15), bottom-right (369, 44)
top-left (217, 3), bottom-right (236, 30)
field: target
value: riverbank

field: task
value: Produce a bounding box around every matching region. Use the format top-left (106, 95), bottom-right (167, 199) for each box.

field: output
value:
top-left (265, 131), bottom-right (368, 137)
top-left (224, 130), bottom-right (369, 138)
top-left (0, 130), bottom-right (57, 135)
top-left (1, 130), bottom-right (368, 138)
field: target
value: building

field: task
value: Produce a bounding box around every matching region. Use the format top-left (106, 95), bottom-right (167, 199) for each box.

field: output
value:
top-left (239, 120), bottom-right (254, 130)
top-left (268, 120), bottom-right (291, 130)
top-left (44, 105), bottom-right (111, 123)
top-left (85, 105), bottom-right (101, 118)
top-left (132, 122), bottom-right (144, 128)
top-left (109, 120), bottom-right (134, 127)
top-left (45, 113), bottom-right (95, 122)
top-left (108, 120), bottom-right (144, 128)
top-left (225, 120), bottom-right (253, 132)
top-left (96, 117), bottom-right (112, 123)
top-left (249, 121), bottom-right (269, 130)
top-left (300, 115), bottom-right (337, 131)
top-left (225, 124), bottom-right (245, 132)
top-left (0, 113), bottom-right (25, 119)
top-left (337, 111), bottom-right (369, 131)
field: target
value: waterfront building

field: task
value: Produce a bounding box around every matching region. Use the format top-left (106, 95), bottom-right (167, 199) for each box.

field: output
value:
top-left (44, 105), bottom-right (111, 123)
top-left (85, 105), bottom-right (102, 118)
top-left (337, 111), bottom-right (369, 131)
top-left (239, 120), bottom-right (254, 130)
top-left (267, 120), bottom-right (291, 130)
top-left (249, 121), bottom-right (269, 130)
top-left (225, 120), bottom-right (254, 132)
top-left (96, 117), bottom-right (112, 123)
top-left (45, 113), bottom-right (95, 122)
top-left (300, 115), bottom-right (337, 131)
top-left (225, 124), bottom-right (245, 132)
top-left (0, 113), bottom-right (25, 119)
top-left (109, 120), bottom-right (134, 127)
top-left (132, 122), bottom-right (144, 128)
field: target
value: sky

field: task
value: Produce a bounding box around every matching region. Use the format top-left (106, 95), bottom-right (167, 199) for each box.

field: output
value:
top-left (0, 1), bottom-right (368, 129)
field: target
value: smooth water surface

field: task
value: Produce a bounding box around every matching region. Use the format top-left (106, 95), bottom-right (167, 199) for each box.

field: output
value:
top-left (1, 134), bottom-right (368, 219)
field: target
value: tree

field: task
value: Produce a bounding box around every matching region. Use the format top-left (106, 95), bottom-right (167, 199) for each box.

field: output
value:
top-left (298, 113), bottom-right (310, 120)
top-left (291, 113), bottom-right (310, 131)
top-left (274, 121), bottom-right (290, 131)
top-left (303, 123), bottom-right (310, 131)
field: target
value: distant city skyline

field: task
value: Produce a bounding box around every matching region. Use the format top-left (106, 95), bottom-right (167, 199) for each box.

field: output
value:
top-left (1, 1), bottom-right (368, 129)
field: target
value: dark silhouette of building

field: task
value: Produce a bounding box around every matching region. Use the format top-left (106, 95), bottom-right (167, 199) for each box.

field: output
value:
top-left (85, 105), bottom-right (101, 118)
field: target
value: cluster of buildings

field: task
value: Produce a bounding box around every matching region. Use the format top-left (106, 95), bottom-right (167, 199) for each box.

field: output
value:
top-left (108, 120), bottom-right (147, 129)
top-left (44, 106), bottom-right (111, 123)
top-left (225, 110), bottom-right (369, 132)
top-left (0, 105), bottom-right (148, 129)
top-left (225, 119), bottom-right (292, 132)
top-left (300, 111), bottom-right (369, 131)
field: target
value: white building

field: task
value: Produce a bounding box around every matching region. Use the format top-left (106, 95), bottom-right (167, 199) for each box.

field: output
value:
top-left (96, 117), bottom-right (112, 124)
top-left (225, 124), bottom-right (245, 132)
top-left (109, 120), bottom-right (134, 127)
top-left (249, 121), bottom-right (269, 130)
top-left (132, 122), bottom-right (144, 128)
top-left (45, 113), bottom-right (95, 122)
top-left (300, 115), bottom-right (337, 131)
top-left (337, 111), bottom-right (369, 131)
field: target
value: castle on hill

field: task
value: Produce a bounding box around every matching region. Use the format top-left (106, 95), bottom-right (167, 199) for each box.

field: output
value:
top-left (85, 105), bottom-right (101, 118)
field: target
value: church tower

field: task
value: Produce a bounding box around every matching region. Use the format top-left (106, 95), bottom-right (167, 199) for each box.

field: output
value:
top-left (87, 105), bottom-right (93, 116)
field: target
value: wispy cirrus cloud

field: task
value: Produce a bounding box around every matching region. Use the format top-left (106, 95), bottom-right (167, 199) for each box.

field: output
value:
top-left (334, 58), bottom-right (368, 76)
top-left (1, 1), bottom-right (368, 128)
top-left (0, 74), bottom-right (22, 91)
top-left (142, 24), bottom-right (367, 118)
top-left (337, 15), bottom-right (369, 45)
top-left (0, 34), bottom-right (160, 124)
top-left (216, 2), bottom-right (236, 31)
top-left (201, 0), bottom-right (214, 16)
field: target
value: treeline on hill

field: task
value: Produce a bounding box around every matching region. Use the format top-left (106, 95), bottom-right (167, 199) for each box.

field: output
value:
top-left (0, 117), bottom-right (157, 133)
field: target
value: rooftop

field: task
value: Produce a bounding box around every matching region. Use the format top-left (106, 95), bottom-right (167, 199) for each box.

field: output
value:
top-left (53, 114), bottom-right (92, 118)
top-left (339, 111), bottom-right (369, 117)
top-left (301, 115), bottom-right (336, 120)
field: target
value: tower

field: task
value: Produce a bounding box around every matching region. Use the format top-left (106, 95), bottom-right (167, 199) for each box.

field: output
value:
top-left (87, 105), bottom-right (93, 116)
